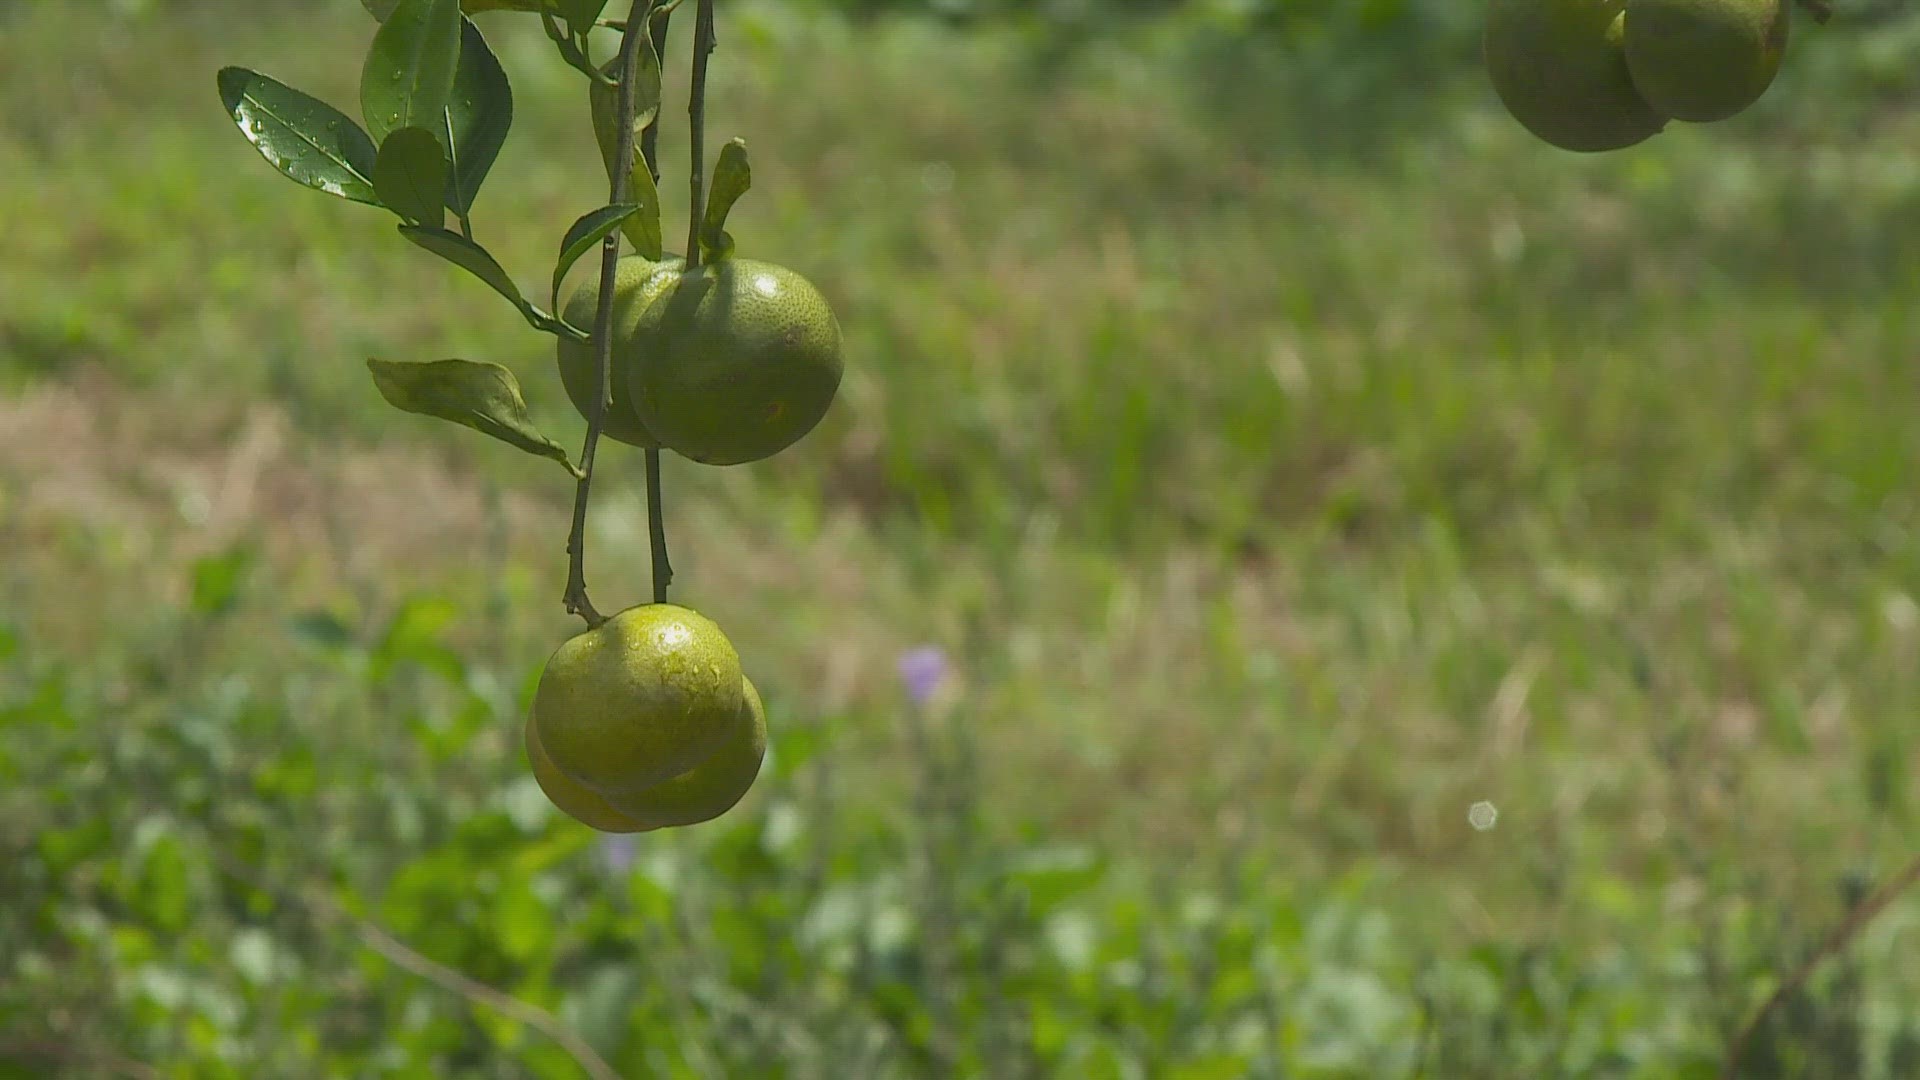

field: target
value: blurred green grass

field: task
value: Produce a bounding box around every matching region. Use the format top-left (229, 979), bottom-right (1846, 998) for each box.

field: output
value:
top-left (4, 0), bottom-right (1920, 1076)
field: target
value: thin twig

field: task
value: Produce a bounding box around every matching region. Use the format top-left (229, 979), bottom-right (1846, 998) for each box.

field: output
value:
top-left (683, 0), bottom-right (716, 272)
top-left (563, 0), bottom-right (657, 628)
top-left (642, 2), bottom-right (675, 605)
top-left (350, 920), bottom-right (622, 1080)
top-left (1720, 851), bottom-right (1920, 1079)
top-left (205, 850), bottom-right (623, 1080)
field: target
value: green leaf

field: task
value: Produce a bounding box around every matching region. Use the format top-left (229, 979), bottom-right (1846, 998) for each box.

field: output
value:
top-left (372, 127), bottom-right (449, 226)
top-left (288, 610), bottom-right (357, 651)
top-left (360, 0), bottom-right (463, 149)
top-left (444, 16), bottom-right (513, 215)
top-left (399, 224), bottom-right (526, 310)
top-left (189, 546), bottom-right (256, 618)
top-left (551, 203), bottom-right (642, 311)
top-left (367, 358), bottom-right (582, 477)
top-left (700, 137), bottom-right (751, 260)
top-left (589, 47), bottom-right (664, 255)
top-left (624, 151), bottom-right (664, 261)
top-left (558, 0), bottom-right (611, 33)
top-left (216, 68), bottom-right (380, 206)
top-left (361, 0), bottom-right (400, 18)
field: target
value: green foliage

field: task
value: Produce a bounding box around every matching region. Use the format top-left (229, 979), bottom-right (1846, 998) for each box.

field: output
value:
top-left (3, 579), bottom-right (1916, 1075)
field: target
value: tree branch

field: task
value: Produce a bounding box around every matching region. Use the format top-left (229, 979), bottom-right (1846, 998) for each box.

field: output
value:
top-left (683, 0), bottom-right (716, 272)
top-left (351, 919), bottom-right (622, 1080)
top-left (563, 0), bottom-right (658, 628)
top-left (1721, 851), bottom-right (1920, 1079)
top-left (205, 848), bottom-right (624, 1080)
top-left (643, 2), bottom-right (675, 605)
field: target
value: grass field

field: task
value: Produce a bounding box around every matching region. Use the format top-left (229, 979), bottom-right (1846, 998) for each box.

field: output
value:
top-left (4, 1), bottom-right (1920, 1076)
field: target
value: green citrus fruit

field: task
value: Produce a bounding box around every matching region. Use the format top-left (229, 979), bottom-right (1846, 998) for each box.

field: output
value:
top-left (1624, 0), bottom-right (1788, 122)
top-left (530, 603), bottom-right (747, 796)
top-left (1484, 0), bottom-right (1669, 152)
top-left (624, 258), bottom-right (844, 466)
top-left (554, 256), bottom-right (685, 449)
top-left (611, 678), bottom-right (769, 830)
top-left (525, 713), bottom-right (649, 833)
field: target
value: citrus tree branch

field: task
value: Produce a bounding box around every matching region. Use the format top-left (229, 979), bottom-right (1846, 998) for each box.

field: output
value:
top-left (1720, 850), bottom-right (1920, 1079)
top-left (683, 0), bottom-right (716, 272)
top-left (643, 2), bottom-right (675, 605)
top-left (563, 0), bottom-right (658, 628)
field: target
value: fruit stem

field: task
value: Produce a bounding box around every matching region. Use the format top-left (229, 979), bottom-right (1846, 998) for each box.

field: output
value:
top-left (683, 0), bottom-right (716, 274)
top-left (640, 4), bottom-right (675, 606)
top-left (645, 446), bottom-right (673, 602)
top-left (563, 0), bottom-right (657, 629)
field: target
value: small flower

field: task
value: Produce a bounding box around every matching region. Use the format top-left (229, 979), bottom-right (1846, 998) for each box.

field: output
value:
top-left (897, 645), bottom-right (949, 707)
top-left (598, 833), bottom-right (636, 877)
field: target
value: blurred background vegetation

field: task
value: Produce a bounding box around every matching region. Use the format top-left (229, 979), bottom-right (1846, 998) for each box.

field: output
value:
top-left (5, 0), bottom-right (1920, 1075)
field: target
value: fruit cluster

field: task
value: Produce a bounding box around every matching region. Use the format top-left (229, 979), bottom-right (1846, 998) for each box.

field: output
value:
top-left (527, 604), bottom-right (768, 832)
top-left (1484, 0), bottom-right (1794, 152)
top-left (535, 244), bottom-right (842, 833)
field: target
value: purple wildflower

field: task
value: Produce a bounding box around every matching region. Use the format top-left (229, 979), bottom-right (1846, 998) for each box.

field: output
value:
top-left (897, 646), bottom-right (949, 706)
top-left (598, 833), bottom-right (636, 877)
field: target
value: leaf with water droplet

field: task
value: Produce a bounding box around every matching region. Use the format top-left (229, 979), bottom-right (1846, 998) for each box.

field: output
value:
top-left (360, 0), bottom-right (462, 150)
top-left (368, 358), bottom-right (581, 477)
top-left (216, 67), bottom-right (380, 206)
top-left (442, 15), bottom-right (513, 216)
